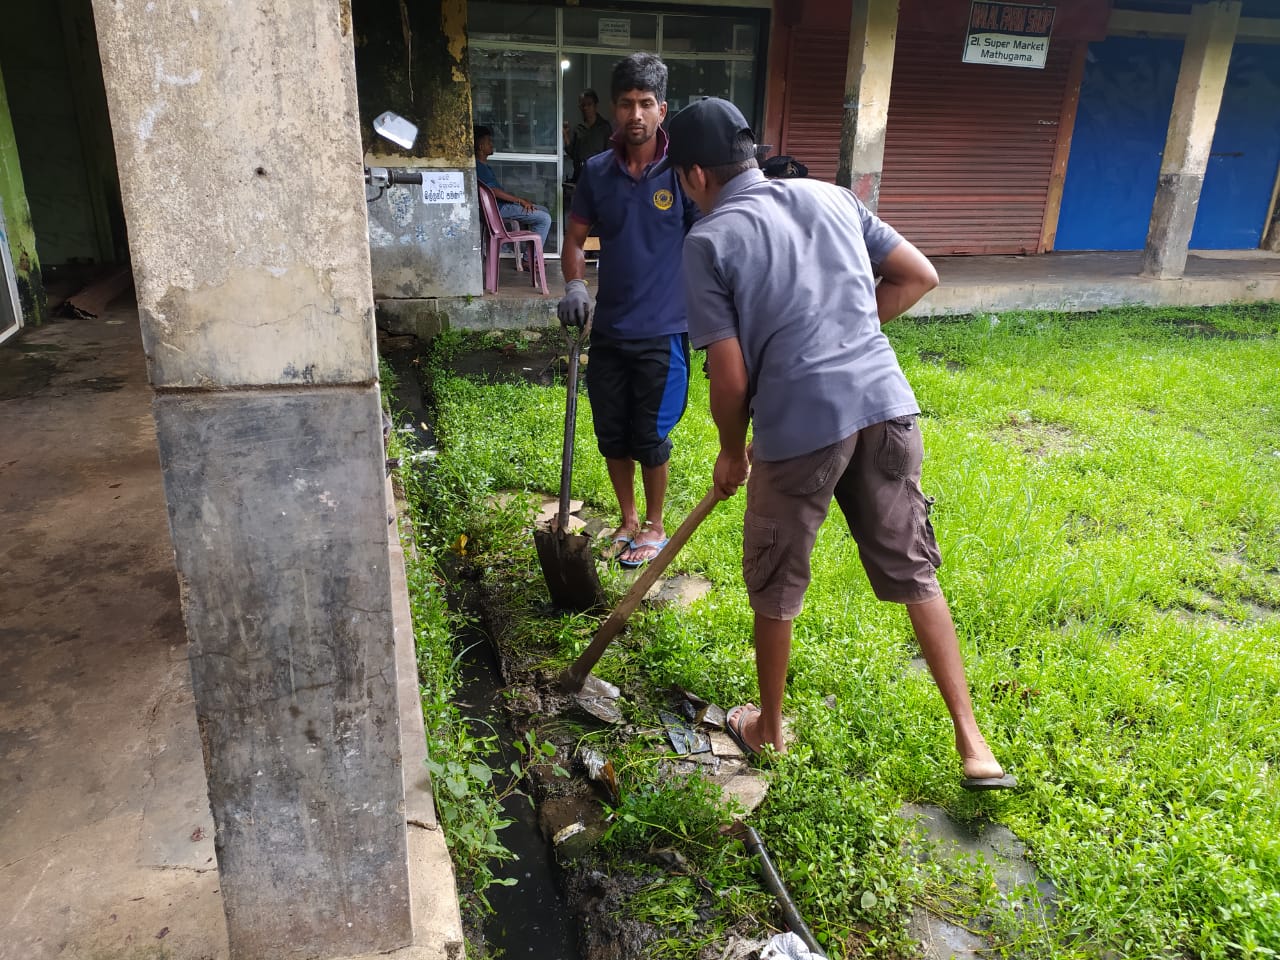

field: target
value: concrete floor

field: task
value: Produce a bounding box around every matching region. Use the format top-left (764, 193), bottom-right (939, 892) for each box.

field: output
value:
top-left (914, 248), bottom-right (1280, 316)
top-left (427, 248), bottom-right (1280, 333)
top-left (0, 308), bottom-right (228, 959)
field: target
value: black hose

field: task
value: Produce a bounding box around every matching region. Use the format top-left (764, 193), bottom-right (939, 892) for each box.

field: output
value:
top-left (738, 824), bottom-right (827, 958)
top-left (387, 170), bottom-right (424, 185)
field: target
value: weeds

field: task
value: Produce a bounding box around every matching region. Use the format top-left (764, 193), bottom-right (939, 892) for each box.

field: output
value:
top-left (385, 390), bottom-right (536, 920)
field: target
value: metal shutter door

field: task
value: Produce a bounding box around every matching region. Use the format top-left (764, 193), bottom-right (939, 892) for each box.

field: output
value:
top-left (879, 33), bottom-right (1073, 255)
top-left (778, 31), bottom-right (847, 184)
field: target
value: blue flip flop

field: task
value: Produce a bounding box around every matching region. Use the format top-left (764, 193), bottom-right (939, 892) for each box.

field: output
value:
top-left (600, 531), bottom-right (634, 561)
top-left (618, 536), bottom-right (668, 569)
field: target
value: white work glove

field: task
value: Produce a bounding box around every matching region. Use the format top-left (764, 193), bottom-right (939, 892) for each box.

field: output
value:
top-left (557, 279), bottom-right (593, 328)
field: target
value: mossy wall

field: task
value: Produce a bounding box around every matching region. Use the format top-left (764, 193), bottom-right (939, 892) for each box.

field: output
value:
top-left (0, 68), bottom-right (46, 326)
top-left (353, 0), bottom-right (475, 165)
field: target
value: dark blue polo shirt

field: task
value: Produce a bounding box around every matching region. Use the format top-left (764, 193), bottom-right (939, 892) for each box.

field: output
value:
top-left (570, 128), bottom-right (699, 340)
top-left (475, 162), bottom-right (500, 190)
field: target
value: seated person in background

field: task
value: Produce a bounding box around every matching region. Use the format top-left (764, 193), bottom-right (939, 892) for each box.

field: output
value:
top-left (474, 124), bottom-right (552, 251)
top-left (566, 89), bottom-right (613, 182)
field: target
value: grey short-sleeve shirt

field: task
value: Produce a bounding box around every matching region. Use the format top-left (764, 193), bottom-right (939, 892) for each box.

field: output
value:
top-left (683, 169), bottom-right (920, 462)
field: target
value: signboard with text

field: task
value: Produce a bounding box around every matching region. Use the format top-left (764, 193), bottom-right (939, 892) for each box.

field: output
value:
top-left (963, 2), bottom-right (1055, 69)
top-left (598, 18), bottom-right (631, 47)
top-left (421, 172), bottom-right (465, 204)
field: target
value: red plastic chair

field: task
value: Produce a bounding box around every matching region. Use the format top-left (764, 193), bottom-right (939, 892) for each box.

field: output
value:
top-left (477, 183), bottom-right (548, 295)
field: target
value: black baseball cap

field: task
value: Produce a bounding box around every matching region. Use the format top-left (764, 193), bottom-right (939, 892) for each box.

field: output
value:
top-left (654, 97), bottom-right (755, 176)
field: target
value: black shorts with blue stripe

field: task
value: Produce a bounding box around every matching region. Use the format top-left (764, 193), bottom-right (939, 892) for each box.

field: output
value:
top-left (584, 333), bottom-right (690, 468)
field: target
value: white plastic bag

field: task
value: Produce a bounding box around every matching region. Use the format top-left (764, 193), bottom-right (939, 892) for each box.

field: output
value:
top-left (760, 931), bottom-right (823, 959)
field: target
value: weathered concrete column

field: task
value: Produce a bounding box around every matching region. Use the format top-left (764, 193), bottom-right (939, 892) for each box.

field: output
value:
top-left (1142, 0), bottom-right (1241, 278)
top-left (92, 3), bottom-right (412, 959)
top-left (0, 67), bottom-right (46, 326)
top-left (1264, 162), bottom-right (1280, 252)
top-left (836, 0), bottom-right (900, 210)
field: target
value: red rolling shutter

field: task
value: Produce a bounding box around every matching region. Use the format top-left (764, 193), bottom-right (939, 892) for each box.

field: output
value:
top-left (879, 33), bottom-right (1073, 255)
top-left (778, 30), bottom-right (847, 185)
top-left (778, 30), bottom-right (1073, 255)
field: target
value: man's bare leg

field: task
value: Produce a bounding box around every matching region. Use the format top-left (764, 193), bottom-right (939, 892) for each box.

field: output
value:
top-left (907, 594), bottom-right (1004, 779)
top-left (605, 457), bottom-right (640, 547)
top-left (730, 614), bottom-right (791, 754)
top-left (620, 461), bottom-right (669, 564)
top-left (641, 461), bottom-right (668, 532)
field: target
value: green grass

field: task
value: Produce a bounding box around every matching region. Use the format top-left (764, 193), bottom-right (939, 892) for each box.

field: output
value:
top-left (414, 306), bottom-right (1280, 958)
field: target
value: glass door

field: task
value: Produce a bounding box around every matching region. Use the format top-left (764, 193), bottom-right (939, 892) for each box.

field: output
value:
top-left (660, 15), bottom-right (760, 123)
top-left (0, 210), bottom-right (22, 345)
top-left (470, 6), bottom-right (563, 256)
top-left (468, 3), bottom-right (767, 258)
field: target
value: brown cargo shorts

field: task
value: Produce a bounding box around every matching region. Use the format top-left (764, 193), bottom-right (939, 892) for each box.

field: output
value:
top-left (742, 415), bottom-right (943, 620)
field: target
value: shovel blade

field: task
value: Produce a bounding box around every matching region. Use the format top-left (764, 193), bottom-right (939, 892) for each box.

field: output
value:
top-left (534, 527), bottom-right (604, 612)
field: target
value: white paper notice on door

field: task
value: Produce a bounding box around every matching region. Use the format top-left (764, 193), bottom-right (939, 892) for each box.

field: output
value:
top-left (422, 172), bottom-right (466, 204)
top-left (598, 18), bottom-right (631, 46)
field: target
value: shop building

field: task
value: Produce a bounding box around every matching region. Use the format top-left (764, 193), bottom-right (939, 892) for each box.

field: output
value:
top-left (345, 0), bottom-right (1278, 335)
top-left (765, 0), bottom-right (1279, 261)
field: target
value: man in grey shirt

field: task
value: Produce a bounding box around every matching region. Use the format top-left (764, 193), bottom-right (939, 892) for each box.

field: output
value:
top-left (657, 98), bottom-right (1014, 790)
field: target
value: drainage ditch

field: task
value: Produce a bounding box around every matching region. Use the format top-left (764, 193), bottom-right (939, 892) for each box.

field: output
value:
top-left (380, 334), bottom-right (584, 959)
top-left (456, 627), bottom-right (582, 960)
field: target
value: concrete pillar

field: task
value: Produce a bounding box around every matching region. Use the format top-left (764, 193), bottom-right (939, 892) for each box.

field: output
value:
top-left (91, 3), bottom-right (412, 959)
top-left (0, 67), bottom-right (46, 326)
top-left (1264, 161), bottom-right (1280, 252)
top-left (1142, 1), bottom-right (1241, 279)
top-left (836, 0), bottom-right (900, 210)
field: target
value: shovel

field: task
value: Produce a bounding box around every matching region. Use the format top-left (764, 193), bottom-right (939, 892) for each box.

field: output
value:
top-left (559, 486), bottom-right (720, 710)
top-left (533, 320), bottom-right (605, 612)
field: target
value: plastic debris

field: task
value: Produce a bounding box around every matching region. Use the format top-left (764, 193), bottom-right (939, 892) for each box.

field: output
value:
top-left (552, 822), bottom-right (586, 846)
top-left (577, 747), bottom-right (619, 804)
top-left (659, 710), bottom-right (710, 755)
top-left (761, 931), bottom-right (824, 959)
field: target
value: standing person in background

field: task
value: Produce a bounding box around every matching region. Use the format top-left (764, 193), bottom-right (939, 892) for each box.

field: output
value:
top-left (565, 89), bottom-right (613, 182)
top-left (557, 54), bottom-right (700, 569)
top-left (661, 97), bottom-right (1015, 790)
top-left (474, 124), bottom-right (552, 253)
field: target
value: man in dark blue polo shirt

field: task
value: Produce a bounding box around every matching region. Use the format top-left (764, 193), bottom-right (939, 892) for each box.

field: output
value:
top-left (558, 53), bottom-right (699, 568)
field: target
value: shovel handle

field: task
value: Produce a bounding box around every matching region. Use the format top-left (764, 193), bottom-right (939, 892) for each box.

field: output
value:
top-left (562, 487), bottom-right (720, 691)
top-left (556, 321), bottom-right (591, 533)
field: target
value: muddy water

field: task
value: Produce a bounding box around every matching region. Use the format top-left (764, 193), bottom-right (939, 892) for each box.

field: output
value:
top-left (458, 631), bottom-right (582, 959)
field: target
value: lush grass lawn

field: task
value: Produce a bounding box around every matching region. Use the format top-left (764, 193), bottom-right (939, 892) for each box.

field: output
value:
top-left (419, 305), bottom-right (1280, 958)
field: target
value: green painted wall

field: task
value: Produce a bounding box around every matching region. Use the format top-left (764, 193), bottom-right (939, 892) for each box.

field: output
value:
top-left (0, 0), bottom-right (122, 267)
top-left (0, 67), bottom-right (46, 326)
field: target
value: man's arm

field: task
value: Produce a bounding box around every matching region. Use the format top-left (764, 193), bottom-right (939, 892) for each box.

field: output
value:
top-left (706, 336), bottom-right (751, 501)
top-left (557, 218), bottom-right (593, 327)
top-left (491, 186), bottom-right (535, 211)
top-left (562, 218), bottom-right (589, 284)
top-left (478, 164), bottom-right (536, 211)
top-left (875, 239), bottom-right (938, 324)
